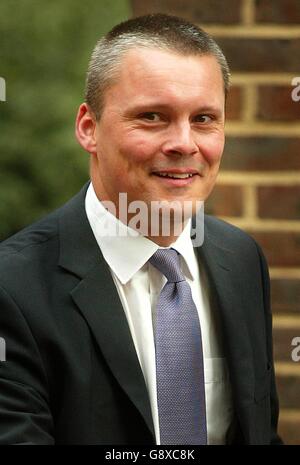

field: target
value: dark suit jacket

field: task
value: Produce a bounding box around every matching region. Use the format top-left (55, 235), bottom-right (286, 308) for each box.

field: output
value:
top-left (0, 183), bottom-right (282, 444)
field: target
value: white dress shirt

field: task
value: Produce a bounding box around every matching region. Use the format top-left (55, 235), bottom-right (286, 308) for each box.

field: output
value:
top-left (85, 182), bottom-right (233, 444)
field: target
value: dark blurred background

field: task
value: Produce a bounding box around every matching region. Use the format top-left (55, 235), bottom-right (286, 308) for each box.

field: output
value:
top-left (0, 0), bottom-right (129, 239)
top-left (1, 0), bottom-right (299, 445)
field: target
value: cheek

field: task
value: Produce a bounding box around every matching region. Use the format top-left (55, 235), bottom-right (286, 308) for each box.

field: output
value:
top-left (198, 133), bottom-right (225, 165)
top-left (99, 133), bottom-right (157, 190)
top-left (120, 131), bottom-right (160, 164)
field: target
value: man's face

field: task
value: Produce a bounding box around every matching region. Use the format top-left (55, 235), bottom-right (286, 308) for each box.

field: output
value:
top-left (91, 47), bottom-right (225, 218)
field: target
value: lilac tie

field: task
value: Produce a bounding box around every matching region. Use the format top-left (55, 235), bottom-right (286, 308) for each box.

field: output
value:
top-left (149, 248), bottom-right (207, 445)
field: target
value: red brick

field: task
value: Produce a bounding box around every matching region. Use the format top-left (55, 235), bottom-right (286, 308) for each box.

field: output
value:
top-left (271, 279), bottom-right (300, 314)
top-left (278, 417), bottom-right (300, 445)
top-left (258, 186), bottom-right (300, 220)
top-left (216, 38), bottom-right (300, 72)
top-left (226, 86), bottom-right (243, 120)
top-left (248, 231), bottom-right (300, 267)
top-left (222, 137), bottom-right (300, 171)
top-left (273, 327), bottom-right (300, 361)
top-left (257, 86), bottom-right (300, 121)
top-left (131, 0), bottom-right (242, 24)
top-left (276, 375), bottom-right (300, 409)
top-left (255, 0), bottom-right (300, 24)
top-left (205, 185), bottom-right (243, 217)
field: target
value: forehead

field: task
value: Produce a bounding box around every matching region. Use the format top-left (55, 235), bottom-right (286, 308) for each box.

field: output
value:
top-left (105, 47), bottom-right (225, 108)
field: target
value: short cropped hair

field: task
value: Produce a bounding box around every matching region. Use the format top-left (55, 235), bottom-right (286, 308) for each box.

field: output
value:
top-left (85, 13), bottom-right (230, 119)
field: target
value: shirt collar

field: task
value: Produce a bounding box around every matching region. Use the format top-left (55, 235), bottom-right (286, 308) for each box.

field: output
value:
top-left (85, 182), bottom-right (197, 284)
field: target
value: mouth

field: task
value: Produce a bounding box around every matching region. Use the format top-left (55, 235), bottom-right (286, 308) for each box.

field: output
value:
top-left (151, 169), bottom-right (200, 186)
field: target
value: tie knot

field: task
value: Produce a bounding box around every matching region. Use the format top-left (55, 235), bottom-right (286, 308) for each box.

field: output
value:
top-left (149, 248), bottom-right (185, 283)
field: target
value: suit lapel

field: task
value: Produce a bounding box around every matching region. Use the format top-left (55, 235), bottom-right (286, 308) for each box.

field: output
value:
top-left (58, 184), bottom-right (155, 439)
top-left (195, 225), bottom-right (255, 442)
top-left (70, 264), bottom-right (155, 438)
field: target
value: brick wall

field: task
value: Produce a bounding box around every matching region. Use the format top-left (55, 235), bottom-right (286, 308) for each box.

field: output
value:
top-left (131, 0), bottom-right (300, 444)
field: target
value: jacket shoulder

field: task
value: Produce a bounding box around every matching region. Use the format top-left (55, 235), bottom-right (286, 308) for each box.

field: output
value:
top-left (204, 214), bottom-right (251, 236)
top-left (0, 184), bottom-right (88, 261)
top-left (0, 209), bottom-right (59, 258)
top-left (204, 214), bottom-right (260, 254)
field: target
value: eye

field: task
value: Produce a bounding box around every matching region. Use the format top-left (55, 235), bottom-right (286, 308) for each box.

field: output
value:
top-left (139, 112), bottom-right (161, 122)
top-left (193, 114), bottom-right (213, 123)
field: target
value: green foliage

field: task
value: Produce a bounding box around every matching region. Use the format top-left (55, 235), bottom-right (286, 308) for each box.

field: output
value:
top-left (0, 0), bottom-right (130, 240)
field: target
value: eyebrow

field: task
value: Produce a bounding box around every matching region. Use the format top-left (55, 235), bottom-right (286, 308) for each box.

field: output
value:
top-left (125, 103), bottom-right (223, 116)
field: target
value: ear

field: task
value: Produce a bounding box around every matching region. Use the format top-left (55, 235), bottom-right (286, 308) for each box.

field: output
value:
top-left (75, 103), bottom-right (97, 154)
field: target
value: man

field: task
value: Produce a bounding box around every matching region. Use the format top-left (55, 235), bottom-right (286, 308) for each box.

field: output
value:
top-left (0, 14), bottom-right (282, 445)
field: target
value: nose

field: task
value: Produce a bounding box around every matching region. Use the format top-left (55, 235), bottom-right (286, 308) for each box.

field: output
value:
top-left (161, 122), bottom-right (198, 157)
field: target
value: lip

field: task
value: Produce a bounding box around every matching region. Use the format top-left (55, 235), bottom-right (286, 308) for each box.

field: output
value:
top-left (152, 168), bottom-right (199, 175)
top-left (151, 169), bottom-right (199, 187)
